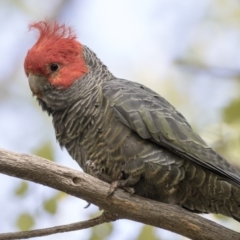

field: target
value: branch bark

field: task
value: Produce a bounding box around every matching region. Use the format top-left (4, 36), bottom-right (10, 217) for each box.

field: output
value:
top-left (0, 148), bottom-right (239, 240)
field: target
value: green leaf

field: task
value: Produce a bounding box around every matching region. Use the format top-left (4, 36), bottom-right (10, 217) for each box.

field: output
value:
top-left (89, 222), bottom-right (113, 240)
top-left (55, 191), bottom-right (68, 200)
top-left (43, 197), bottom-right (57, 215)
top-left (213, 213), bottom-right (229, 221)
top-left (137, 225), bottom-right (160, 240)
top-left (15, 181), bottom-right (28, 196)
top-left (223, 98), bottom-right (240, 124)
top-left (43, 192), bottom-right (67, 215)
top-left (16, 213), bottom-right (35, 231)
top-left (33, 141), bottom-right (54, 161)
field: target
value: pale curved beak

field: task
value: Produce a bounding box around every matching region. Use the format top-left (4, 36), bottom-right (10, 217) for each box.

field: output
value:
top-left (28, 73), bottom-right (47, 98)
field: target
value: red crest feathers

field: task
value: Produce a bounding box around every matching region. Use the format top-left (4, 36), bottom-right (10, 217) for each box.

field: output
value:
top-left (25, 21), bottom-right (88, 88)
top-left (29, 21), bottom-right (76, 42)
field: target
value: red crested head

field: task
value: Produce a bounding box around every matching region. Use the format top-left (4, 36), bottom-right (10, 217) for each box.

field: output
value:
top-left (24, 21), bottom-right (88, 89)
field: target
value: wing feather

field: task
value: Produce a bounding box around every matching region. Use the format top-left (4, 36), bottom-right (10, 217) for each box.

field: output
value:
top-left (102, 79), bottom-right (240, 186)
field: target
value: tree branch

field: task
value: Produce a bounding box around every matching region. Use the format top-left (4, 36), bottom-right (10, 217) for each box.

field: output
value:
top-left (175, 59), bottom-right (240, 78)
top-left (0, 148), bottom-right (239, 240)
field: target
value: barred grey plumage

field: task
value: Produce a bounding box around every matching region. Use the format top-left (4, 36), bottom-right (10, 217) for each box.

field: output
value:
top-left (25, 21), bottom-right (240, 222)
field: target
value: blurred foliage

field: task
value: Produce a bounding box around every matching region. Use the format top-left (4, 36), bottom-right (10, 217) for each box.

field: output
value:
top-left (44, 197), bottom-right (58, 215)
top-left (137, 225), bottom-right (160, 240)
top-left (43, 191), bottom-right (67, 215)
top-left (89, 223), bottom-right (113, 240)
top-left (88, 212), bottom-right (113, 240)
top-left (33, 141), bottom-right (54, 161)
top-left (16, 213), bottom-right (35, 231)
top-left (15, 181), bottom-right (28, 197)
top-left (223, 97), bottom-right (240, 124)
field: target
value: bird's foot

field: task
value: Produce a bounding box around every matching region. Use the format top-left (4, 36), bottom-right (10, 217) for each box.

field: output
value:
top-left (86, 161), bottom-right (138, 197)
top-left (107, 175), bottom-right (138, 197)
top-left (85, 160), bottom-right (98, 173)
top-left (123, 187), bottom-right (135, 195)
top-left (107, 180), bottom-right (119, 197)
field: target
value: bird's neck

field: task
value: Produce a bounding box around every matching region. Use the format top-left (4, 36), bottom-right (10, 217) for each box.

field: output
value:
top-left (82, 45), bottom-right (114, 82)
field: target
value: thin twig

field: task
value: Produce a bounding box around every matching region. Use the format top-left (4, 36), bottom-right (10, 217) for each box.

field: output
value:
top-left (0, 211), bottom-right (118, 240)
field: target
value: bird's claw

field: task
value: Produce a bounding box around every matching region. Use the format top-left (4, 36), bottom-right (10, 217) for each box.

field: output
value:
top-left (123, 187), bottom-right (135, 195)
top-left (107, 181), bottom-right (135, 197)
top-left (85, 160), bottom-right (98, 173)
top-left (84, 202), bottom-right (91, 209)
top-left (107, 180), bottom-right (119, 197)
top-left (86, 160), bottom-right (136, 197)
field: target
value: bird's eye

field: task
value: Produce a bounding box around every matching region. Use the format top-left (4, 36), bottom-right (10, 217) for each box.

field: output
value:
top-left (50, 63), bottom-right (59, 72)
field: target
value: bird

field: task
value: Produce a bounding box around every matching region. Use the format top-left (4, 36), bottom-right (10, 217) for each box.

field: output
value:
top-left (24, 20), bottom-right (240, 221)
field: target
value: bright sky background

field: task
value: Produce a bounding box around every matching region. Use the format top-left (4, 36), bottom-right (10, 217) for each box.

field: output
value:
top-left (0, 1), bottom-right (240, 239)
